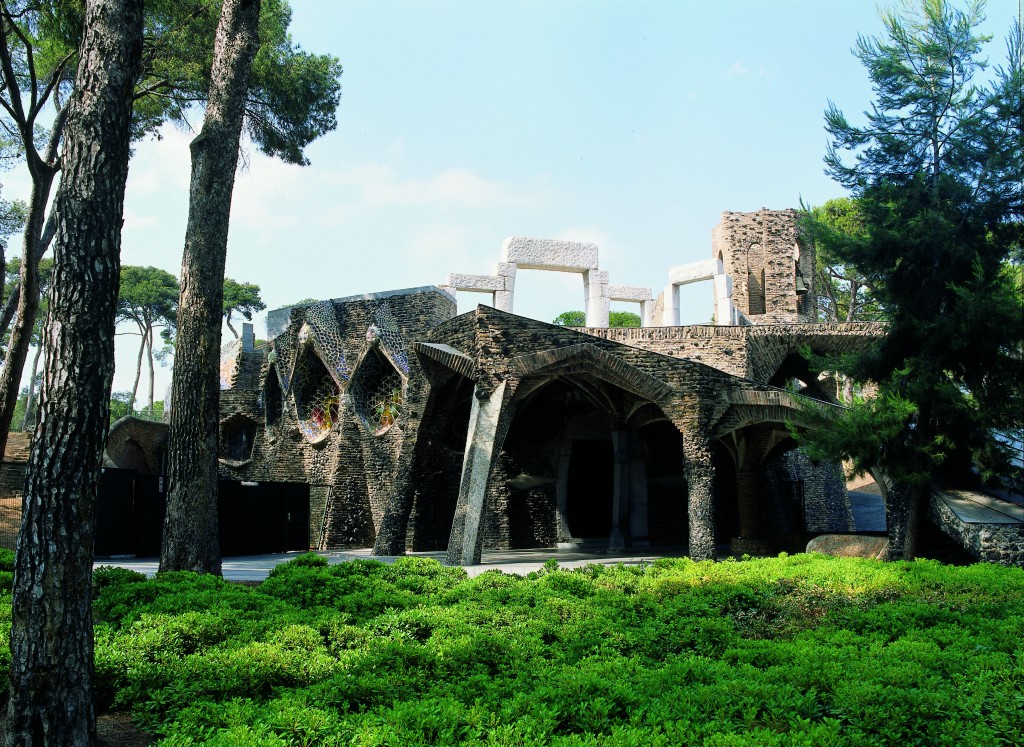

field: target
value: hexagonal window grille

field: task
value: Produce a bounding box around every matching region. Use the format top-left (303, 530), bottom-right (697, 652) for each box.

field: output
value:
top-left (292, 347), bottom-right (341, 442)
top-left (350, 347), bottom-right (404, 435)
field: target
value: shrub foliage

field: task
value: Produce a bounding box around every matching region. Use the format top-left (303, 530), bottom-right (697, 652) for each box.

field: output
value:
top-left (2, 552), bottom-right (1022, 744)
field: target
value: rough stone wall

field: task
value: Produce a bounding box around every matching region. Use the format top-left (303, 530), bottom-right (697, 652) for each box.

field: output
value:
top-left (712, 209), bottom-right (811, 324)
top-left (219, 288), bottom-right (457, 549)
top-left (929, 494), bottom-right (1024, 567)
top-left (767, 448), bottom-right (855, 533)
top-left (587, 323), bottom-right (884, 384)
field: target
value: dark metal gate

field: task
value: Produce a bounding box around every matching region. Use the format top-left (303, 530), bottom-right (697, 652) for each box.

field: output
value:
top-left (95, 469), bottom-right (309, 558)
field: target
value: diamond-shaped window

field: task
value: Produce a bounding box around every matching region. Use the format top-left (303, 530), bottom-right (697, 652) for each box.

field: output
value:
top-left (292, 345), bottom-right (341, 442)
top-left (350, 347), bottom-right (404, 435)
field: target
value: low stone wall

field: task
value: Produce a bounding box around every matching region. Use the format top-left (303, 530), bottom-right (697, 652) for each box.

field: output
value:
top-left (929, 493), bottom-right (1024, 567)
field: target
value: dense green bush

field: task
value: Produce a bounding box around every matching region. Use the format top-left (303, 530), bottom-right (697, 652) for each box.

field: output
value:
top-left (7, 553), bottom-right (1024, 743)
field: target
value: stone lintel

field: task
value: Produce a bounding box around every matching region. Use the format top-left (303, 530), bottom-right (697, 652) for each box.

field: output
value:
top-left (446, 273), bottom-right (506, 292)
top-left (607, 285), bottom-right (653, 302)
top-left (501, 236), bottom-right (599, 272)
top-left (669, 257), bottom-right (720, 286)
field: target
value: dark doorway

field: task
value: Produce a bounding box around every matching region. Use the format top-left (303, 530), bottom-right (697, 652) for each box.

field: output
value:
top-left (95, 471), bottom-right (309, 557)
top-left (95, 469), bottom-right (136, 556)
top-left (566, 439), bottom-right (614, 538)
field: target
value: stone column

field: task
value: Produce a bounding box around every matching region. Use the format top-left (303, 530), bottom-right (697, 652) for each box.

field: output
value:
top-left (629, 438), bottom-right (649, 545)
top-left (662, 284), bottom-right (679, 326)
top-left (584, 269), bottom-right (610, 327)
top-left (608, 430), bottom-right (631, 550)
top-left (735, 469), bottom-right (760, 539)
top-left (555, 436), bottom-right (573, 542)
top-left (713, 274), bottom-right (734, 326)
top-left (445, 381), bottom-right (512, 565)
top-left (494, 262), bottom-right (516, 313)
top-left (684, 435), bottom-right (716, 561)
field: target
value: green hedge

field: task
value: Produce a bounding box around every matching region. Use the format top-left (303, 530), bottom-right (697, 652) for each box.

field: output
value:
top-left (1, 552), bottom-right (1022, 744)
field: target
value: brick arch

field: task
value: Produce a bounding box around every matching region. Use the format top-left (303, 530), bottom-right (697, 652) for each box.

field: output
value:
top-left (511, 343), bottom-right (673, 405)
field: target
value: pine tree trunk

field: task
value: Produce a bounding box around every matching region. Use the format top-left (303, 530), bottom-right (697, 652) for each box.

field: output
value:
top-left (161, 0), bottom-right (261, 574)
top-left (129, 327), bottom-right (145, 414)
top-left (19, 340), bottom-right (42, 432)
top-left (4, 1), bottom-right (142, 744)
top-left (146, 325), bottom-right (156, 412)
top-left (0, 175), bottom-right (53, 451)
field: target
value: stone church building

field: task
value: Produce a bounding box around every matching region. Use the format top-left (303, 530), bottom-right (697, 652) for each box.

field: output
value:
top-left (109, 208), bottom-right (885, 564)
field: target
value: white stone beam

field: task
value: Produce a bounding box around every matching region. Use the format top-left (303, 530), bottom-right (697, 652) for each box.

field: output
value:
top-left (501, 236), bottom-right (599, 272)
top-left (445, 273), bottom-right (506, 293)
top-left (668, 257), bottom-right (720, 286)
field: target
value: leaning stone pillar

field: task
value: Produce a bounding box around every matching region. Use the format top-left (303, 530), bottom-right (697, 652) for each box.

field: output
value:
top-left (445, 381), bottom-right (512, 565)
top-left (684, 436), bottom-right (716, 561)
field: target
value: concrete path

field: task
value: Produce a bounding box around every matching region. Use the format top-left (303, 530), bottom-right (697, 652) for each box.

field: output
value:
top-left (848, 491), bottom-right (887, 532)
top-left (95, 546), bottom-right (690, 582)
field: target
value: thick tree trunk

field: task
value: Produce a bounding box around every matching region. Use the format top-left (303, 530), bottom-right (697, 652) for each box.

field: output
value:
top-left (4, 1), bottom-right (142, 745)
top-left (19, 340), bottom-right (42, 432)
top-left (161, 0), bottom-right (261, 574)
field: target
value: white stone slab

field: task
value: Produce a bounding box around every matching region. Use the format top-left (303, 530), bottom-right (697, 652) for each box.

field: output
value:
top-left (669, 257), bottom-right (720, 285)
top-left (501, 236), bottom-right (599, 272)
top-left (607, 285), bottom-right (653, 302)
top-left (445, 273), bottom-right (505, 292)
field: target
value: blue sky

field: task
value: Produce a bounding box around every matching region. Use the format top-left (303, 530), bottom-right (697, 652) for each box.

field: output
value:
top-left (4, 0), bottom-right (1020, 402)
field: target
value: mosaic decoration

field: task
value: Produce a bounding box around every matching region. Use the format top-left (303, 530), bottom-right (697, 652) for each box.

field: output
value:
top-left (292, 346), bottom-right (341, 441)
top-left (271, 337), bottom-right (295, 395)
top-left (349, 347), bottom-right (404, 434)
top-left (306, 301), bottom-right (351, 382)
top-left (372, 302), bottom-right (409, 374)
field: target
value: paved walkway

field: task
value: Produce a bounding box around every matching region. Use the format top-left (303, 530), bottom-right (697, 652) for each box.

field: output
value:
top-left (96, 546), bottom-right (691, 582)
top-left (937, 488), bottom-right (1024, 525)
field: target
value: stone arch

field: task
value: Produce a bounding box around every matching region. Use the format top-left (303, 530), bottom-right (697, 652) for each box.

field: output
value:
top-left (219, 413), bottom-right (258, 463)
top-left (500, 349), bottom-right (678, 550)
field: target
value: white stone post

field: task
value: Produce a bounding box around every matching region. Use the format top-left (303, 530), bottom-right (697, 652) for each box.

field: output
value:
top-left (584, 269), bottom-right (610, 327)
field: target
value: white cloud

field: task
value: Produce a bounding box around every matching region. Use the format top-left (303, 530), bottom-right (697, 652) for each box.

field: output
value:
top-left (724, 61), bottom-right (750, 77)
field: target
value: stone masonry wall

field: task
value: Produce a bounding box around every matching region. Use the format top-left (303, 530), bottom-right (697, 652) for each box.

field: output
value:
top-left (929, 494), bottom-right (1024, 567)
top-left (219, 288), bottom-right (457, 549)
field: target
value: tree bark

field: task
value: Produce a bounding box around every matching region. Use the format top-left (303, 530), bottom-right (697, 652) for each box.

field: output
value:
top-left (4, 1), bottom-right (142, 744)
top-left (161, 0), bottom-right (261, 574)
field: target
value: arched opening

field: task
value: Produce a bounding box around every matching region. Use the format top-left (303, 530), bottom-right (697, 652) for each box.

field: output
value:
top-left (220, 416), bottom-right (258, 462)
top-left (767, 352), bottom-right (839, 404)
top-left (117, 438), bottom-right (151, 473)
top-left (746, 243), bottom-right (766, 316)
top-left (497, 375), bottom-right (680, 550)
top-left (349, 346), bottom-right (404, 435)
top-left (292, 346), bottom-right (341, 442)
top-left (264, 365), bottom-right (283, 428)
top-left (407, 374), bottom-right (475, 550)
